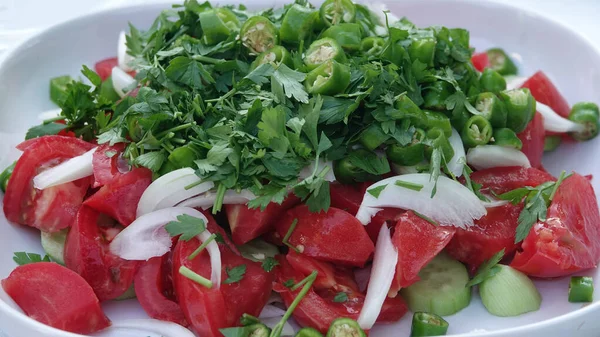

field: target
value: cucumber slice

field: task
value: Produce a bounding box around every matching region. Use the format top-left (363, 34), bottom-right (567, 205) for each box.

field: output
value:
top-left (41, 229), bottom-right (68, 265)
top-left (400, 253), bottom-right (471, 316)
top-left (479, 265), bottom-right (541, 317)
top-left (49, 75), bottom-right (73, 106)
top-left (115, 284), bottom-right (137, 301)
top-left (99, 75), bottom-right (121, 103)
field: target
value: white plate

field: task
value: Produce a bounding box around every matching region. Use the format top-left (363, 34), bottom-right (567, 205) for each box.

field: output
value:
top-left (1, 1), bottom-right (600, 336)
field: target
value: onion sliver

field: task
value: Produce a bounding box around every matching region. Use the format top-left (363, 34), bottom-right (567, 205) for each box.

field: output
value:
top-left (33, 148), bottom-right (96, 190)
top-left (467, 145), bottom-right (531, 170)
top-left (117, 31), bottom-right (135, 72)
top-left (536, 101), bottom-right (586, 133)
top-left (110, 207), bottom-right (222, 287)
top-left (391, 163), bottom-right (420, 175)
top-left (259, 304), bottom-right (287, 319)
top-left (447, 128), bottom-right (466, 177)
top-left (356, 174), bottom-right (486, 228)
top-left (481, 194), bottom-right (510, 208)
top-left (357, 225), bottom-right (397, 330)
top-left (112, 66), bottom-right (136, 98)
top-left (178, 189), bottom-right (255, 209)
top-left (261, 317), bottom-right (297, 336)
top-left (109, 319), bottom-right (195, 337)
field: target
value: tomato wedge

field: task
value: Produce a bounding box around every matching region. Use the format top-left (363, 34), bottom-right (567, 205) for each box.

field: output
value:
top-left (511, 173), bottom-right (600, 277)
top-left (2, 262), bottom-right (110, 334)
top-left (3, 136), bottom-right (94, 232)
top-left (518, 112), bottom-right (545, 169)
top-left (520, 71), bottom-right (571, 118)
top-left (64, 206), bottom-right (139, 301)
top-left (471, 166), bottom-right (556, 195)
top-left (92, 143), bottom-right (127, 188)
top-left (95, 57), bottom-right (136, 81)
top-left (276, 205), bottom-right (374, 267)
top-left (135, 255), bottom-right (188, 327)
top-left (84, 168), bottom-right (152, 227)
top-left (471, 52), bottom-right (490, 72)
top-left (389, 211), bottom-right (455, 295)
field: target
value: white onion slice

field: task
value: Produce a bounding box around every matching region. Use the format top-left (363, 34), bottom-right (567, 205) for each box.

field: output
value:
top-left (357, 225), bottom-right (397, 330)
top-left (112, 67), bottom-right (136, 98)
top-left (259, 304), bottom-right (287, 319)
top-left (110, 207), bottom-right (221, 287)
top-left (178, 189), bottom-right (255, 209)
top-left (504, 76), bottom-right (527, 90)
top-left (481, 196), bottom-right (510, 208)
top-left (536, 101), bottom-right (585, 133)
top-left (391, 163), bottom-right (420, 175)
top-left (447, 128), bottom-right (466, 177)
top-left (107, 319), bottom-right (195, 337)
top-left (117, 31), bottom-right (135, 72)
top-left (467, 145), bottom-right (531, 170)
top-left (136, 168), bottom-right (214, 217)
top-left (33, 148), bottom-right (96, 190)
top-left (356, 174), bottom-right (486, 228)
top-left (261, 317), bottom-right (297, 336)
top-left (299, 159), bottom-right (336, 182)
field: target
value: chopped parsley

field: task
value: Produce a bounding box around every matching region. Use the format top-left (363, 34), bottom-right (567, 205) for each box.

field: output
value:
top-left (261, 257), bottom-right (279, 272)
top-left (466, 249), bottom-right (505, 287)
top-left (13, 252), bottom-right (51, 266)
top-left (395, 180), bottom-right (424, 191)
top-left (333, 292), bottom-right (349, 303)
top-left (224, 264), bottom-right (247, 284)
top-left (165, 214), bottom-right (206, 241)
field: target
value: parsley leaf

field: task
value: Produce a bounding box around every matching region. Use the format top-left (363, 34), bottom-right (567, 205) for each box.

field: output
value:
top-left (13, 252), bottom-right (51, 266)
top-left (271, 64), bottom-right (309, 103)
top-left (25, 123), bottom-right (67, 140)
top-left (165, 214), bottom-right (206, 241)
top-left (348, 151), bottom-right (390, 176)
top-left (165, 56), bottom-right (215, 89)
top-left (261, 257), bottom-right (279, 272)
top-left (224, 265), bottom-right (247, 284)
top-left (134, 151), bottom-right (166, 172)
top-left (333, 292), bottom-right (349, 303)
top-left (368, 184), bottom-right (387, 198)
top-left (466, 249), bottom-right (505, 287)
top-left (219, 327), bottom-right (250, 337)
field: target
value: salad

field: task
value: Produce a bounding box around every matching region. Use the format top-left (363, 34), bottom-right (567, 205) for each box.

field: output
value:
top-left (1, 0), bottom-right (600, 336)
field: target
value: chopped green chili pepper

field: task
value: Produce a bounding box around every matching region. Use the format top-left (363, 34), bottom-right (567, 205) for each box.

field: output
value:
top-left (499, 88), bottom-right (536, 133)
top-left (360, 124), bottom-right (389, 150)
top-left (240, 313), bottom-right (261, 326)
top-left (396, 95), bottom-right (426, 120)
top-left (321, 23), bottom-right (363, 51)
top-left (304, 38), bottom-right (347, 70)
top-left (410, 312), bottom-right (449, 337)
top-left (487, 48), bottom-right (518, 76)
top-left (409, 36), bottom-right (437, 67)
top-left (50, 75), bottom-right (73, 106)
top-left (333, 149), bottom-right (380, 183)
top-left (461, 115), bottom-right (493, 148)
top-left (426, 127), bottom-right (454, 161)
top-left (479, 68), bottom-right (507, 94)
top-left (280, 4), bottom-right (316, 44)
top-left (326, 318), bottom-right (366, 337)
top-left (305, 60), bottom-right (351, 95)
top-left (450, 109), bottom-right (471, 132)
top-left (387, 129), bottom-right (427, 166)
top-left (240, 16), bottom-right (279, 55)
top-left (475, 92), bottom-right (508, 128)
top-left (247, 323), bottom-right (272, 337)
top-left (492, 128), bottom-right (522, 150)
top-left (382, 39), bottom-right (408, 66)
top-left (360, 36), bottom-right (385, 57)
top-left (0, 161), bottom-right (16, 193)
top-left (568, 102), bottom-right (600, 141)
top-left (568, 276), bottom-right (594, 303)
top-left (423, 81), bottom-right (453, 111)
top-left (320, 0), bottom-right (356, 27)
top-left (295, 327), bottom-right (324, 337)
top-left (544, 135), bottom-right (562, 152)
top-left (414, 110), bottom-right (453, 138)
top-left (168, 146), bottom-right (197, 169)
top-left (98, 76), bottom-right (121, 103)
top-left (252, 46), bottom-right (294, 69)
top-left (198, 8), bottom-right (240, 45)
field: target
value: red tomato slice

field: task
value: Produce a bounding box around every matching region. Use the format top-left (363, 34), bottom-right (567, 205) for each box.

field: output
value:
top-left (92, 143), bottom-right (127, 187)
top-left (471, 52), bottom-right (490, 72)
top-left (225, 194), bottom-right (300, 245)
top-left (520, 71), bottom-right (571, 118)
top-left (135, 255), bottom-right (188, 327)
top-left (84, 168), bottom-right (152, 227)
top-left (64, 206), bottom-right (139, 301)
top-left (276, 205), bottom-right (374, 267)
top-left (471, 166), bottom-right (556, 194)
top-left (446, 203), bottom-right (522, 271)
top-left (518, 112), bottom-right (545, 169)
top-left (511, 173), bottom-right (600, 277)
top-left (1, 262), bottom-right (110, 334)
top-left (389, 211), bottom-right (455, 294)
top-left (3, 136), bottom-right (94, 232)
top-left (95, 57), bottom-right (136, 81)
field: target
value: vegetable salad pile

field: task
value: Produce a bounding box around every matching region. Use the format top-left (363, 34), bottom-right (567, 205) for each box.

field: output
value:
top-left (1, 0), bottom-right (600, 336)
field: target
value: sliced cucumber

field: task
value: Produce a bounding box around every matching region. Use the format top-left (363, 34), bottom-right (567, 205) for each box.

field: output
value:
top-left (41, 229), bottom-right (68, 265)
top-left (115, 284), bottom-right (137, 301)
top-left (400, 253), bottom-right (471, 316)
top-left (49, 75), bottom-right (73, 106)
top-left (479, 265), bottom-right (541, 317)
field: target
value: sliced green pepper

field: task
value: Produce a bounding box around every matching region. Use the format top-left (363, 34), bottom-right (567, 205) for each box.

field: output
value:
top-left (0, 161), bottom-right (16, 193)
top-left (361, 37), bottom-right (385, 57)
top-left (568, 102), bottom-right (600, 141)
top-left (479, 68), bottom-right (507, 94)
top-left (99, 76), bottom-right (121, 103)
top-left (251, 46), bottom-right (294, 69)
top-left (50, 75), bottom-right (73, 106)
top-left (423, 81), bottom-right (453, 111)
top-left (449, 109), bottom-right (471, 132)
top-left (387, 128), bottom-right (427, 166)
top-left (487, 48), bottom-right (518, 76)
top-left (320, 0), bottom-right (356, 27)
top-left (240, 16), bottom-right (278, 55)
top-left (499, 88), bottom-right (536, 133)
top-left (305, 60), bottom-right (351, 95)
top-left (410, 312), bottom-right (449, 337)
top-left (304, 38), bottom-right (347, 70)
top-left (409, 35), bottom-right (437, 67)
top-left (199, 8), bottom-right (241, 45)
top-left (426, 127), bottom-right (454, 161)
top-left (326, 318), bottom-right (366, 337)
top-left (568, 276), bottom-right (594, 303)
top-left (492, 128), bottom-right (522, 150)
top-left (333, 149), bottom-right (380, 183)
top-left (360, 124), bottom-right (389, 150)
top-left (544, 135), bottom-right (562, 152)
top-left (475, 92), bottom-right (508, 128)
top-left (461, 115), bottom-right (493, 148)
top-left (395, 95), bottom-right (426, 120)
top-left (414, 110), bottom-right (452, 138)
top-left (295, 327), bottom-right (324, 337)
top-left (280, 4), bottom-right (316, 44)
top-left (168, 146), bottom-right (197, 168)
top-left (247, 323), bottom-right (271, 337)
top-left (321, 23), bottom-right (363, 51)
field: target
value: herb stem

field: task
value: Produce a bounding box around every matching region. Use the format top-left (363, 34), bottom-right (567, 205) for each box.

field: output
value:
top-left (156, 122), bottom-right (195, 138)
top-left (212, 183), bottom-right (227, 214)
top-left (549, 170), bottom-right (568, 201)
top-left (188, 233), bottom-right (217, 260)
top-left (269, 271), bottom-right (317, 337)
top-left (191, 55), bottom-right (226, 65)
top-left (206, 88), bottom-right (237, 103)
top-left (179, 266), bottom-right (213, 288)
top-left (282, 218), bottom-right (299, 253)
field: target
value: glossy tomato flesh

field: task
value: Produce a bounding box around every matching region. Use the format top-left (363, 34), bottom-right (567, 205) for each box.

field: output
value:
top-left (471, 166), bottom-right (556, 194)
top-left (92, 143), bottom-right (127, 188)
top-left (471, 52), bottom-right (490, 72)
top-left (95, 57), bottom-right (136, 81)
top-left (520, 71), bottom-right (571, 118)
top-left (518, 112), bottom-right (545, 169)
